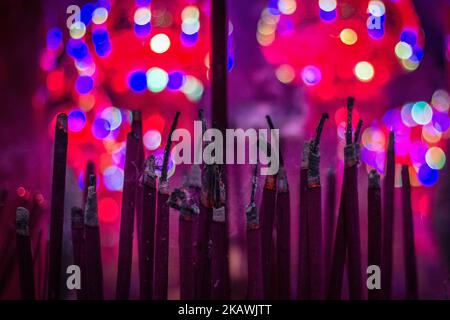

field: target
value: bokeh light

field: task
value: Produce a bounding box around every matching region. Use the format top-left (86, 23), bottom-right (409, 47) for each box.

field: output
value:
top-left (340, 28), bottom-right (358, 45)
top-left (68, 109), bottom-right (87, 132)
top-left (143, 130), bottom-right (162, 150)
top-left (150, 33), bottom-right (171, 54)
top-left (103, 166), bottom-right (124, 192)
top-left (411, 101), bottom-right (433, 125)
top-left (354, 61), bottom-right (375, 82)
top-left (276, 64), bottom-right (296, 84)
top-left (425, 147), bottom-right (446, 170)
top-left (146, 67), bottom-right (169, 93)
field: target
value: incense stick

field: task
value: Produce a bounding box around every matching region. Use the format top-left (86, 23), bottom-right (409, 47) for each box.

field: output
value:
top-left (48, 113), bottom-right (68, 300)
top-left (116, 120), bottom-right (140, 300)
top-left (83, 161), bottom-right (95, 207)
top-left (85, 175), bottom-right (103, 300)
top-left (139, 156), bottom-right (157, 300)
top-left (401, 165), bottom-right (418, 299)
top-left (16, 207), bottom-right (35, 300)
top-left (368, 170), bottom-right (382, 300)
top-left (298, 141), bottom-right (311, 300)
top-left (307, 113), bottom-right (329, 299)
top-left (71, 207), bottom-right (87, 300)
top-left (381, 131), bottom-right (395, 299)
top-left (246, 165), bottom-right (264, 300)
top-left (324, 168), bottom-right (336, 285)
top-left (153, 112), bottom-right (180, 300)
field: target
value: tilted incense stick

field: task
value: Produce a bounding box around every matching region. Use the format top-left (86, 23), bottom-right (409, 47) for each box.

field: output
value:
top-left (381, 131), bottom-right (395, 299)
top-left (85, 175), bottom-right (103, 300)
top-left (153, 112), bottom-right (180, 300)
top-left (71, 207), bottom-right (86, 300)
top-left (368, 170), bottom-right (382, 300)
top-left (246, 164), bottom-right (264, 300)
top-left (139, 156), bottom-right (157, 300)
top-left (401, 165), bottom-right (418, 299)
top-left (16, 207), bottom-right (35, 300)
top-left (48, 113), bottom-right (68, 300)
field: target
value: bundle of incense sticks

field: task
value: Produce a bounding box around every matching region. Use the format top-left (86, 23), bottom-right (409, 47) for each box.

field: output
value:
top-left (84, 175), bottom-right (103, 300)
top-left (246, 165), bottom-right (264, 300)
top-left (153, 111), bottom-right (180, 300)
top-left (197, 109), bottom-right (213, 299)
top-left (401, 165), bottom-right (418, 299)
top-left (367, 170), bottom-right (382, 300)
top-left (381, 131), bottom-right (395, 299)
top-left (16, 207), bottom-right (35, 300)
top-left (209, 164), bottom-right (230, 300)
top-left (266, 115), bottom-right (291, 300)
top-left (116, 111), bottom-right (141, 300)
top-left (168, 166), bottom-right (201, 300)
top-left (328, 98), bottom-right (363, 300)
top-left (324, 168), bottom-right (336, 284)
top-left (307, 113), bottom-right (329, 299)
top-left (298, 141), bottom-right (311, 299)
top-left (48, 113), bottom-right (68, 300)
top-left (139, 156), bottom-right (157, 300)
top-left (71, 207), bottom-right (86, 300)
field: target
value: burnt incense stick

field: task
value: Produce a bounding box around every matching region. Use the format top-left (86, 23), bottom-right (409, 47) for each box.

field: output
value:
top-left (16, 207), bottom-right (35, 300)
top-left (84, 175), bottom-right (103, 300)
top-left (153, 112), bottom-right (180, 300)
top-left (368, 170), bottom-right (382, 300)
top-left (83, 161), bottom-right (95, 207)
top-left (401, 165), bottom-right (418, 299)
top-left (168, 170), bottom-right (200, 300)
top-left (246, 165), bottom-right (264, 300)
top-left (266, 115), bottom-right (290, 299)
top-left (139, 156), bottom-right (157, 300)
top-left (116, 120), bottom-right (140, 300)
top-left (48, 113), bottom-right (68, 300)
top-left (381, 131), bottom-right (395, 299)
top-left (71, 207), bottom-right (87, 300)
top-left (306, 113), bottom-right (329, 300)
top-left (298, 141), bottom-right (311, 300)
top-left (210, 165), bottom-right (229, 300)
top-left (324, 168), bottom-right (336, 285)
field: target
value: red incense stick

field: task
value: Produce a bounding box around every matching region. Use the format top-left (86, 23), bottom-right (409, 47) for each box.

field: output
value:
top-left (324, 168), bottom-right (336, 285)
top-left (139, 156), bottom-right (157, 300)
top-left (210, 165), bottom-right (229, 300)
top-left (368, 170), bottom-right (382, 300)
top-left (401, 165), bottom-right (418, 299)
top-left (298, 141), bottom-right (311, 299)
top-left (246, 165), bottom-right (264, 300)
top-left (48, 113), bottom-right (68, 300)
top-left (307, 113), bottom-right (329, 300)
top-left (16, 207), bottom-right (35, 300)
top-left (381, 131), bottom-right (395, 299)
top-left (71, 207), bottom-right (87, 300)
top-left (153, 112), bottom-right (180, 300)
top-left (84, 175), bottom-right (103, 300)
top-left (116, 117), bottom-right (140, 300)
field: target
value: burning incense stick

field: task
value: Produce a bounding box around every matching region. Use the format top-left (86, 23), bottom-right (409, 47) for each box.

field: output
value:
top-left (139, 156), bottom-right (157, 300)
top-left (168, 169), bottom-right (200, 300)
top-left (246, 165), bottom-right (264, 300)
top-left (83, 161), bottom-right (95, 207)
top-left (307, 113), bottom-right (329, 300)
top-left (84, 175), bottom-right (103, 300)
top-left (343, 104), bottom-right (363, 300)
top-left (266, 115), bottom-right (291, 299)
top-left (401, 165), bottom-right (418, 299)
top-left (48, 113), bottom-right (68, 300)
top-left (381, 131), bottom-right (395, 299)
top-left (71, 207), bottom-right (86, 300)
top-left (298, 141), bottom-right (311, 300)
top-left (210, 165), bottom-right (229, 300)
top-left (116, 115), bottom-right (141, 300)
top-left (368, 170), bottom-right (382, 300)
top-left (153, 111), bottom-right (180, 300)
top-left (16, 207), bottom-right (35, 300)
top-left (324, 168), bottom-right (336, 284)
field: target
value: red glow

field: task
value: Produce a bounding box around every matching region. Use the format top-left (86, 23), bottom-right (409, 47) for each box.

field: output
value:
top-left (98, 197), bottom-right (120, 224)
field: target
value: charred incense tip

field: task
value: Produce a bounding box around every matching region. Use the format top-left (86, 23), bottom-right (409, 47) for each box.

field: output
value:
top-left (71, 207), bottom-right (84, 229)
top-left (16, 207), bottom-right (30, 236)
top-left (312, 113), bottom-right (329, 151)
top-left (277, 166), bottom-right (289, 193)
top-left (266, 115), bottom-right (275, 130)
top-left (354, 119), bottom-right (363, 144)
top-left (168, 188), bottom-right (199, 219)
top-left (347, 97), bottom-right (355, 109)
top-left (301, 140), bottom-right (311, 169)
top-left (246, 205), bottom-right (259, 229)
top-left (131, 110), bottom-right (142, 138)
top-left (368, 170), bottom-right (381, 189)
top-left (56, 113), bottom-right (68, 132)
top-left (387, 131), bottom-right (395, 151)
top-left (85, 175), bottom-right (99, 227)
top-left (161, 112), bottom-right (181, 182)
top-left (132, 110), bottom-right (142, 123)
top-left (142, 155), bottom-right (157, 187)
top-left (346, 97), bottom-right (354, 145)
